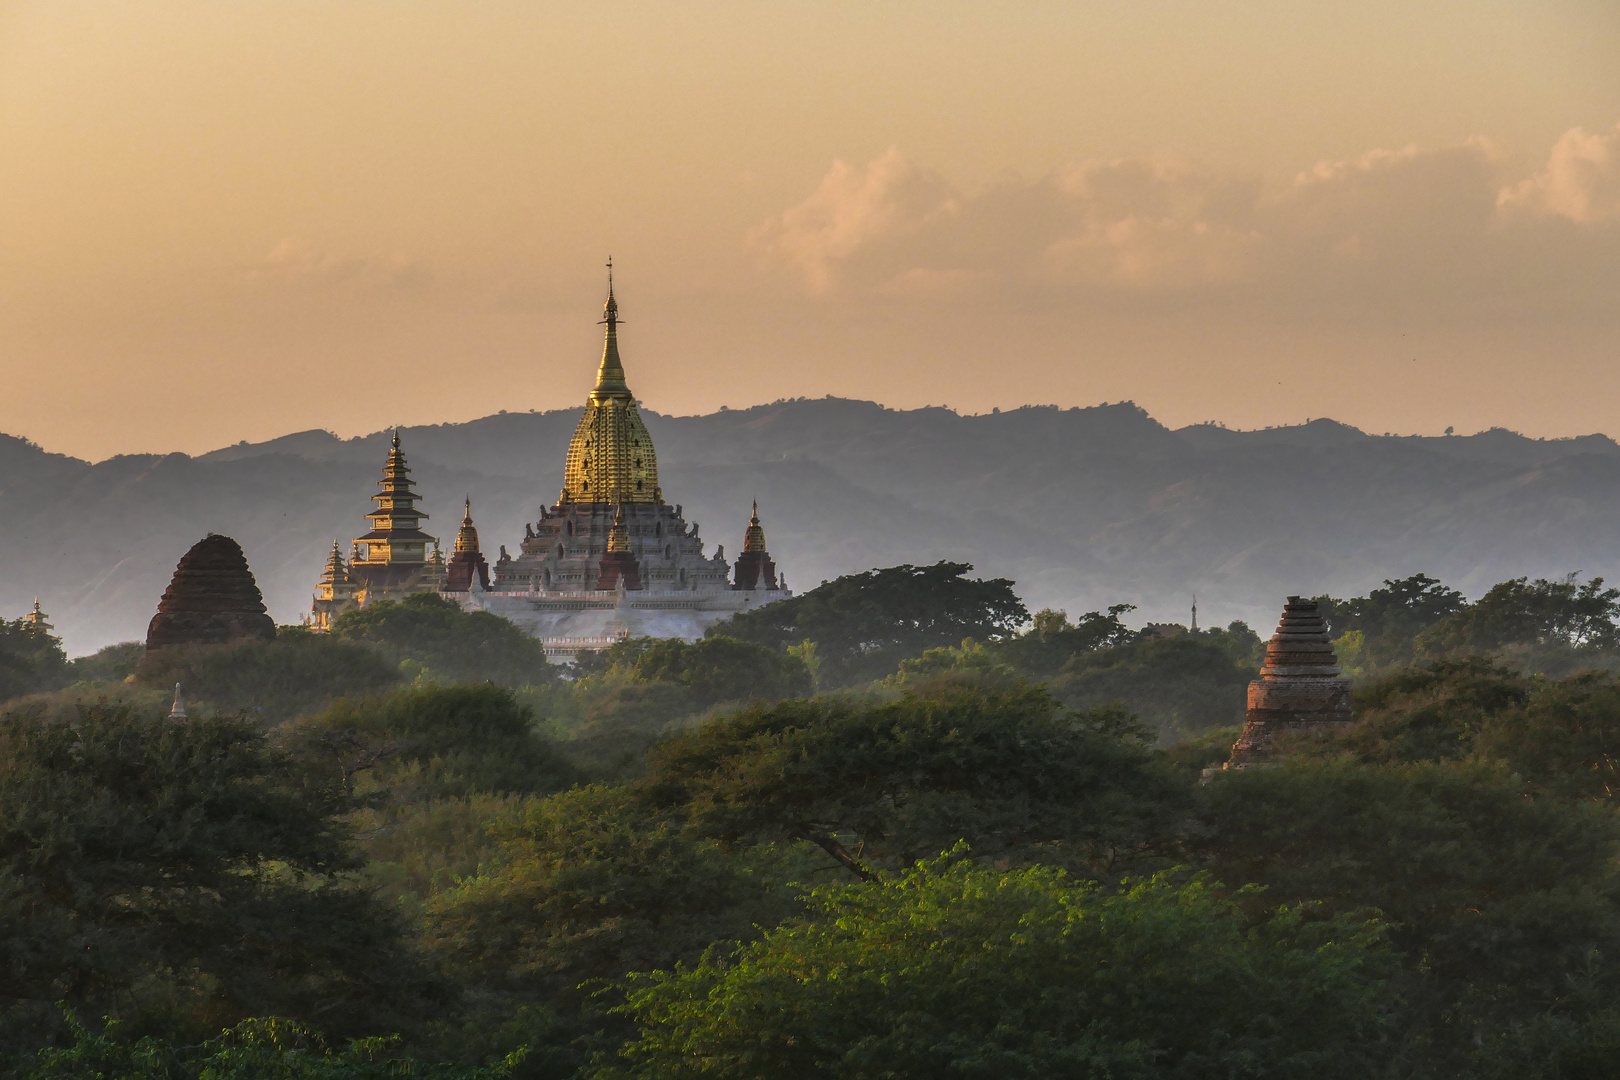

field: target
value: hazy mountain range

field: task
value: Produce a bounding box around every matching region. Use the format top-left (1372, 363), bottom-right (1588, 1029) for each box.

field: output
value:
top-left (7, 398), bottom-right (1620, 656)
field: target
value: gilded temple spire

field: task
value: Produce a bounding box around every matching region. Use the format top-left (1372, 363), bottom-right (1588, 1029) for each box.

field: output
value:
top-left (592, 259), bottom-right (632, 403)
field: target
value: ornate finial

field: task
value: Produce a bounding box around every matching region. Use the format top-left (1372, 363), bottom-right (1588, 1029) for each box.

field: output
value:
top-left (168, 682), bottom-right (188, 721)
top-left (463, 496), bottom-right (473, 525)
top-left (391, 429), bottom-right (400, 449)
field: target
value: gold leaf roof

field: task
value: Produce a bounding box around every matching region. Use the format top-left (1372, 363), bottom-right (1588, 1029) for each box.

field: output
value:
top-left (560, 276), bottom-right (662, 504)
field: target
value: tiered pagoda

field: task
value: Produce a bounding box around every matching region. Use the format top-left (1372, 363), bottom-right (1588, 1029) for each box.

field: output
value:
top-left (309, 432), bottom-right (445, 628)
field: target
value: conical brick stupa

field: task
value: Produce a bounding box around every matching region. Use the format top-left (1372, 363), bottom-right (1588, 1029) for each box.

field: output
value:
top-left (145, 534), bottom-right (277, 652)
top-left (1227, 595), bottom-right (1353, 767)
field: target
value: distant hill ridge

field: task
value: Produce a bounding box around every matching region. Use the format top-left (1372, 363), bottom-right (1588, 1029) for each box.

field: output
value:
top-left (7, 398), bottom-right (1620, 655)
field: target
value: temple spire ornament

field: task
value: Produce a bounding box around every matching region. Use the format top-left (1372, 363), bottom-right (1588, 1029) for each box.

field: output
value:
top-left (168, 682), bottom-right (188, 721)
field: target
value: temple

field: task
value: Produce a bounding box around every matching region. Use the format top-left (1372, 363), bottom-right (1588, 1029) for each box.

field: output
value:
top-left (313, 267), bottom-right (790, 656)
top-left (309, 433), bottom-right (447, 631)
top-left (148, 534), bottom-right (277, 652)
top-left (1226, 596), bottom-right (1354, 767)
top-left (466, 269), bottom-right (791, 657)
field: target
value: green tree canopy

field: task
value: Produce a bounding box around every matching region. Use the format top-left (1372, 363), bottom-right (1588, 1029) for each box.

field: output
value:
top-left (1314, 573), bottom-right (1467, 669)
top-left (1199, 760), bottom-right (1620, 1073)
top-left (424, 785), bottom-right (791, 1004)
top-left (15, 1013), bottom-right (520, 1080)
top-left (0, 614), bottom-right (68, 705)
top-left (640, 685), bottom-right (1186, 879)
top-left (330, 593), bottom-right (557, 687)
top-left (277, 683), bottom-right (578, 804)
top-left (1048, 634), bottom-right (1258, 739)
top-left (712, 561), bottom-right (1029, 687)
top-left (1416, 575), bottom-right (1620, 660)
top-left (598, 853), bottom-right (1393, 1080)
top-left (134, 630), bottom-right (402, 724)
top-left (0, 701), bottom-right (445, 1051)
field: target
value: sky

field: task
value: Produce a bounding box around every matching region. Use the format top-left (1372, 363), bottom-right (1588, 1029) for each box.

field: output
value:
top-left (1, 1), bottom-right (1618, 462)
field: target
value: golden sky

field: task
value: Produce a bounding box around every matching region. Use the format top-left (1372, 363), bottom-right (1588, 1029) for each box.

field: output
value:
top-left (2, 1), bottom-right (1618, 460)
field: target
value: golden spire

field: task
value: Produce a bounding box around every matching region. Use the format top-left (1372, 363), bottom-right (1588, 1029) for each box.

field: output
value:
top-left (591, 258), bottom-right (631, 403)
top-left (742, 499), bottom-right (767, 553)
top-left (559, 264), bottom-right (663, 505)
top-left (454, 497), bottom-right (481, 554)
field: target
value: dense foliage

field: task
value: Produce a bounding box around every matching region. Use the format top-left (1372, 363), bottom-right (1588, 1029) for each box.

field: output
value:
top-left (23, 562), bottom-right (1620, 1076)
top-left (330, 593), bottom-right (558, 687)
top-left (713, 561), bottom-right (1029, 687)
top-left (640, 685), bottom-right (1186, 878)
top-left (597, 853), bottom-right (1393, 1080)
top-left (0, 701), bottom-right (445, 1054)
top-left (0, 614), bottom-right (68, 703)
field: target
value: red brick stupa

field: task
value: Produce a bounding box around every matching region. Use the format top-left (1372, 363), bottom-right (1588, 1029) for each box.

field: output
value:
top-left (1227, 596), bottom-right (1353, 766)
top-left (145, 534), bottom-right (277, 652)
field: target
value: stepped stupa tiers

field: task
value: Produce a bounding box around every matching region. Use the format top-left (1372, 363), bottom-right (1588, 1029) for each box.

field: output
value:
top-left (1226, 596), bottom-right (1353, 767)
top-left (308, 265), bottom-right (790, 656)
top-left (146, 535), bottom-right (277, 652)
top-left (309, 433), bottom-right (446, 630)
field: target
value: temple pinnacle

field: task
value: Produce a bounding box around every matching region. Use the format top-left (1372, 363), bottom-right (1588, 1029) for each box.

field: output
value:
top-left (169, 682), bottom-right (188, 721)
top-left (592, 262), bottom-right (630, 401)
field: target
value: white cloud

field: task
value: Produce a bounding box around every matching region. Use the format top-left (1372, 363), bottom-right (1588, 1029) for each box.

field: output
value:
top-left (1500, 123), bottom-right (1620, 224)
top-left (754, 128), bottom-right (1620, 314)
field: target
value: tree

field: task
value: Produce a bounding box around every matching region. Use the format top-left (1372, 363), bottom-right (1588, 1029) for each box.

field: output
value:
top-left (134, 631), bottom-right (402, 724)
top-left (640, 685), bottom-right (1187, 880)
top-left (15, 1012), bottom-right (521, 1079)
top-left (0, 614), bottom-right (68, 705)
top-left (1333, 657), bottom-right (1532, 766)
top-left (330, 593), bottom-right (557, 687)
top-left (424, 785), bottom-right (791, 1003)
top-left (987, 603), bottom-right (1142, 679)
top-left (1199, 760), bottom-right (1620, 1074)
top-left (597, 852), bottom-right (1394, 1080)
top-left (277, 683), bottom-right (578, 804)
top-left (1314, 573), bottom-right (1467, 669)
top-left (0, 701), bottom-right (446, 1052)
top-left (1048, 634), bottom-right (1258, 739)
top-left (712, 562), bottom-right (1029, 687)
top-left (1416, 576), bottom-right (1620, 660)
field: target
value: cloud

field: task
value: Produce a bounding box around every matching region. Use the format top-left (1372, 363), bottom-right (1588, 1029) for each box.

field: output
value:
top-left (245, 237), bottom-right (430, 291)
top-left (1499, 123), bottom-right (1620, 224)
top-left (754, 128), bottom-right (1620, 315)
top-left (749, 147), bottom-right (960, 293)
